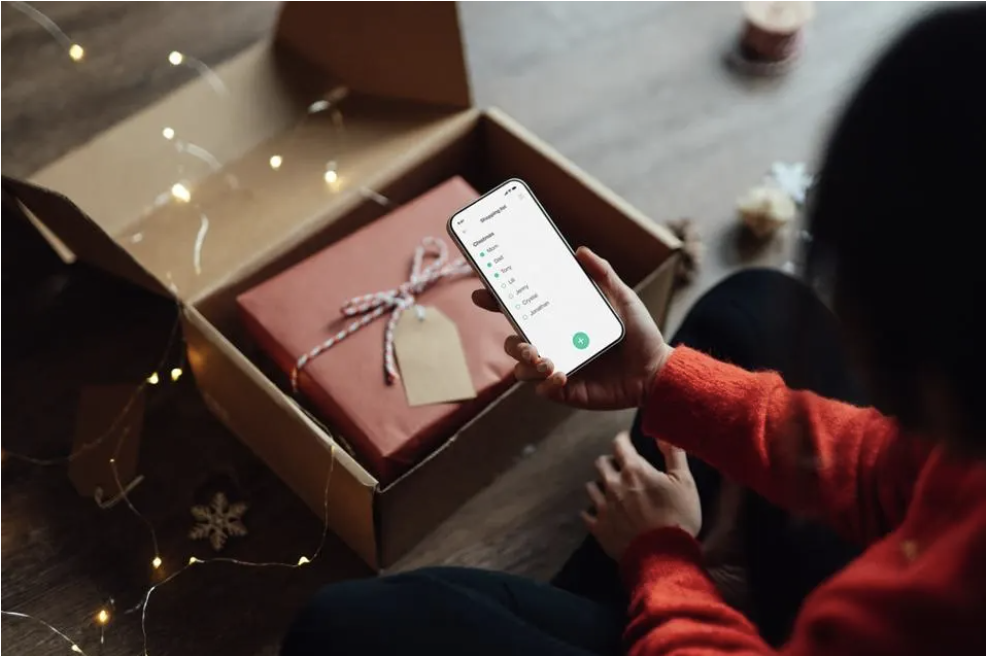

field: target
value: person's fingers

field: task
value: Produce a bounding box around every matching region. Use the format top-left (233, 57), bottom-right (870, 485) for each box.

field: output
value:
top-left (585, 481), bottom-right (606, 511)
top-left (658, 440), bottom-right (691, 479)
top-left (504, 335), bottom-right (538, 363)
top-left (595, 455), bottom-right (620, 494)
top-left (471, 288), bottom-right (500, 313)
top-left (612, 431), bottom-right (639, 470)
top-left (535, 370), bottom-right (566, 397)
top-left (575, 246), bottom-right (631, 306)
top-left (513, 361), bottom-right (544, 382)
top-left (580, 510), bottom-right (598, 532)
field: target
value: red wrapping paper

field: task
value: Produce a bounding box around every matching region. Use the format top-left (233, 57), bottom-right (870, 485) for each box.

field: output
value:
top-left (237, 177), bottom-right (515, 484)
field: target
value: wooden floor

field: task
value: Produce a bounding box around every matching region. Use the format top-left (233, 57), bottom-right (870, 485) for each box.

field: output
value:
top-left (2, 3), bottom-right (928, 655)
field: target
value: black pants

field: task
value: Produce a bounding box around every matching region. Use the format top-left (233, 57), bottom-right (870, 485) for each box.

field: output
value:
top-left (282, 270), bottom-right (862, 656)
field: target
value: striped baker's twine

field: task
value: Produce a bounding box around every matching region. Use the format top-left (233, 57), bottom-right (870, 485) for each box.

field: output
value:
top-left (291, 237), bottom-right (473, 390)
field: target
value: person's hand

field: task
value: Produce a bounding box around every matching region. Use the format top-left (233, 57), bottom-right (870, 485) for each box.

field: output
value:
top-left (582, 432), bottom-right (701, 561)
top-left (471, 246), bottom-right (673, 409)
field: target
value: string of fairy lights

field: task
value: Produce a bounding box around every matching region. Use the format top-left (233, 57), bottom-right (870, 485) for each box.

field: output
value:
top-left (2, 290), bottom-right (336, 656)
top-left (2, 3), bottom-right (364, 654)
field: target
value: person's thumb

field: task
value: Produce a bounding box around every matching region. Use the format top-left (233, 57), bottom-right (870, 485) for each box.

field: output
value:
top-left (657, 441), bottom-right (691, 479)
top-left (576, 247), bottom-right (632, 306)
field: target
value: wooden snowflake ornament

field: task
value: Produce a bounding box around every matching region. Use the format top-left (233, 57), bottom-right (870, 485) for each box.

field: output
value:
top-left (189, 491), bottom-right (248, 551)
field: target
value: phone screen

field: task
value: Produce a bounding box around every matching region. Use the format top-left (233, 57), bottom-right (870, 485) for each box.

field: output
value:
top-left (448, 179), bottom-right (624, 375)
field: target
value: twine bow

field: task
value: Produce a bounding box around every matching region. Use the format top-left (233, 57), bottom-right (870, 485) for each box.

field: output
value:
top-left (292, 237), bottom-right (473, 390)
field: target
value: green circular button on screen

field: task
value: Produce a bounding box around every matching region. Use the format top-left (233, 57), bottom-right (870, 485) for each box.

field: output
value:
top-left (572, 332), bottom-right (590, 350)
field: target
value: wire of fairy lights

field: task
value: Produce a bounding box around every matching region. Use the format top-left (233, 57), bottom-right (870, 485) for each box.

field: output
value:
top-left (2, 4), bottom-right (357, 654)
top-left (124, 448), bottom-right (336, 656)
top-left (2, 304), bottom-right (182, 468)
top-left (8, 1), bottom-right (84, 60)
top-left (0, 611), bottom-right (92, 655)
top-left (154, 83), bottom-right (351, 277)
top-left (2, 296), bottom-right (338, 655)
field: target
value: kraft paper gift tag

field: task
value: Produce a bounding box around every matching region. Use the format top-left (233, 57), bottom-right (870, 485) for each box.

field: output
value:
top-left (68, 384), bottom-right (145, 499)
top-left (393, 306), bottom-right (477, 406)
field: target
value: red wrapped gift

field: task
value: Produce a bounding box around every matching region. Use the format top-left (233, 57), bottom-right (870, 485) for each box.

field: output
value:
top-left (237, 177), bottom-right (515, 484)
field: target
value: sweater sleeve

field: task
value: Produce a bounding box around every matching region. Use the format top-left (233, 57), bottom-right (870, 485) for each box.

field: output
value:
top-left (622, 528), bottom-right (772, 656)
top-left (642, 347), bottom-right (930, 544)
top-left (620, 514), bottom-right (986, 656)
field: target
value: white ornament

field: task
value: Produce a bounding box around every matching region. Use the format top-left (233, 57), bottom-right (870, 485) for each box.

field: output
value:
top-left (768, 162), bottom-right (813, 206)
top-left (189, 492), bottom-right (248, 552)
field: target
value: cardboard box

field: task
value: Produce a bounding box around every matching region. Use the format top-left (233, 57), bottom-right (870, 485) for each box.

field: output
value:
top-left (4, 3), bottom-right (680, 568)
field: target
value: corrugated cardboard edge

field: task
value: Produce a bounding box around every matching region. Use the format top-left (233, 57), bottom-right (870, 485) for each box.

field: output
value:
top-left (637, 255), bottom-right (680, 331)
top-left (377, 381), bottom-right (569, 566)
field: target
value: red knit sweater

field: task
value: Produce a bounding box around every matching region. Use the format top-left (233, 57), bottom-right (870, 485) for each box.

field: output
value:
top-left (623, 347), bottom-right (986, 655)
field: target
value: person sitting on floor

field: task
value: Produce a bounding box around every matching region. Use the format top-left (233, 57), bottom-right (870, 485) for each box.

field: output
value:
top-left (282, 6), bottom-right (986, 655)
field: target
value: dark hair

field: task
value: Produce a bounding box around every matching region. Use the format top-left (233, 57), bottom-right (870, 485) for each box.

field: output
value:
top-left (806, 6), bottom-right (986, 446)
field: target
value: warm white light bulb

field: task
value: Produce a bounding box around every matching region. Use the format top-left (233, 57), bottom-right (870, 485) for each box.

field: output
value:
top-left (147, 372), bottom-right (160, 385)
top-left (269, 155), bottom-right (283, 170)
top-left (68, 44), bottom-right (85, 62)
top-left (152, 556), bottom-right (162, 569)
top-left (170, 367), bottom-right (183, 382)
top-left (71, 645), bottom-right (83, 654)
top-left (307, 99), bottom-right (330, 114)
top-left (297, 556), bottom-right (311, 566)
top-left (170, 183), bottom-right (191, 203)
top-left (188, 556), bottom-right (200, 565)
top-left (323, 169), bottom-right (338, 184)
top-left (162, 127), bottom-right (175, 140)
top-left (96, 609), bottom-right (110, 625)
top-left (168, 51), bottom-right (184, 66)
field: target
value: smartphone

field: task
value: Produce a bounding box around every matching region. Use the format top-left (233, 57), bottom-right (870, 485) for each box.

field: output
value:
top-left (447, 178), bottom-right (624, 376)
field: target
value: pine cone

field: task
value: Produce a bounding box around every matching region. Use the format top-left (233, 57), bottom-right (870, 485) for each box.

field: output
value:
top-left (666, 218), bottom-right (705, 286)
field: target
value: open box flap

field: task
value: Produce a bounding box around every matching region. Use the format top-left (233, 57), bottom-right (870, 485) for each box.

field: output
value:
top-left (3, 176), bottom-right (170, 296)
top-left (275, 2), bottom-right (471, 109)
top-left (9, 41), bottom-right (308, 298)
top-left (11, 28), bottom-right (476, 303)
